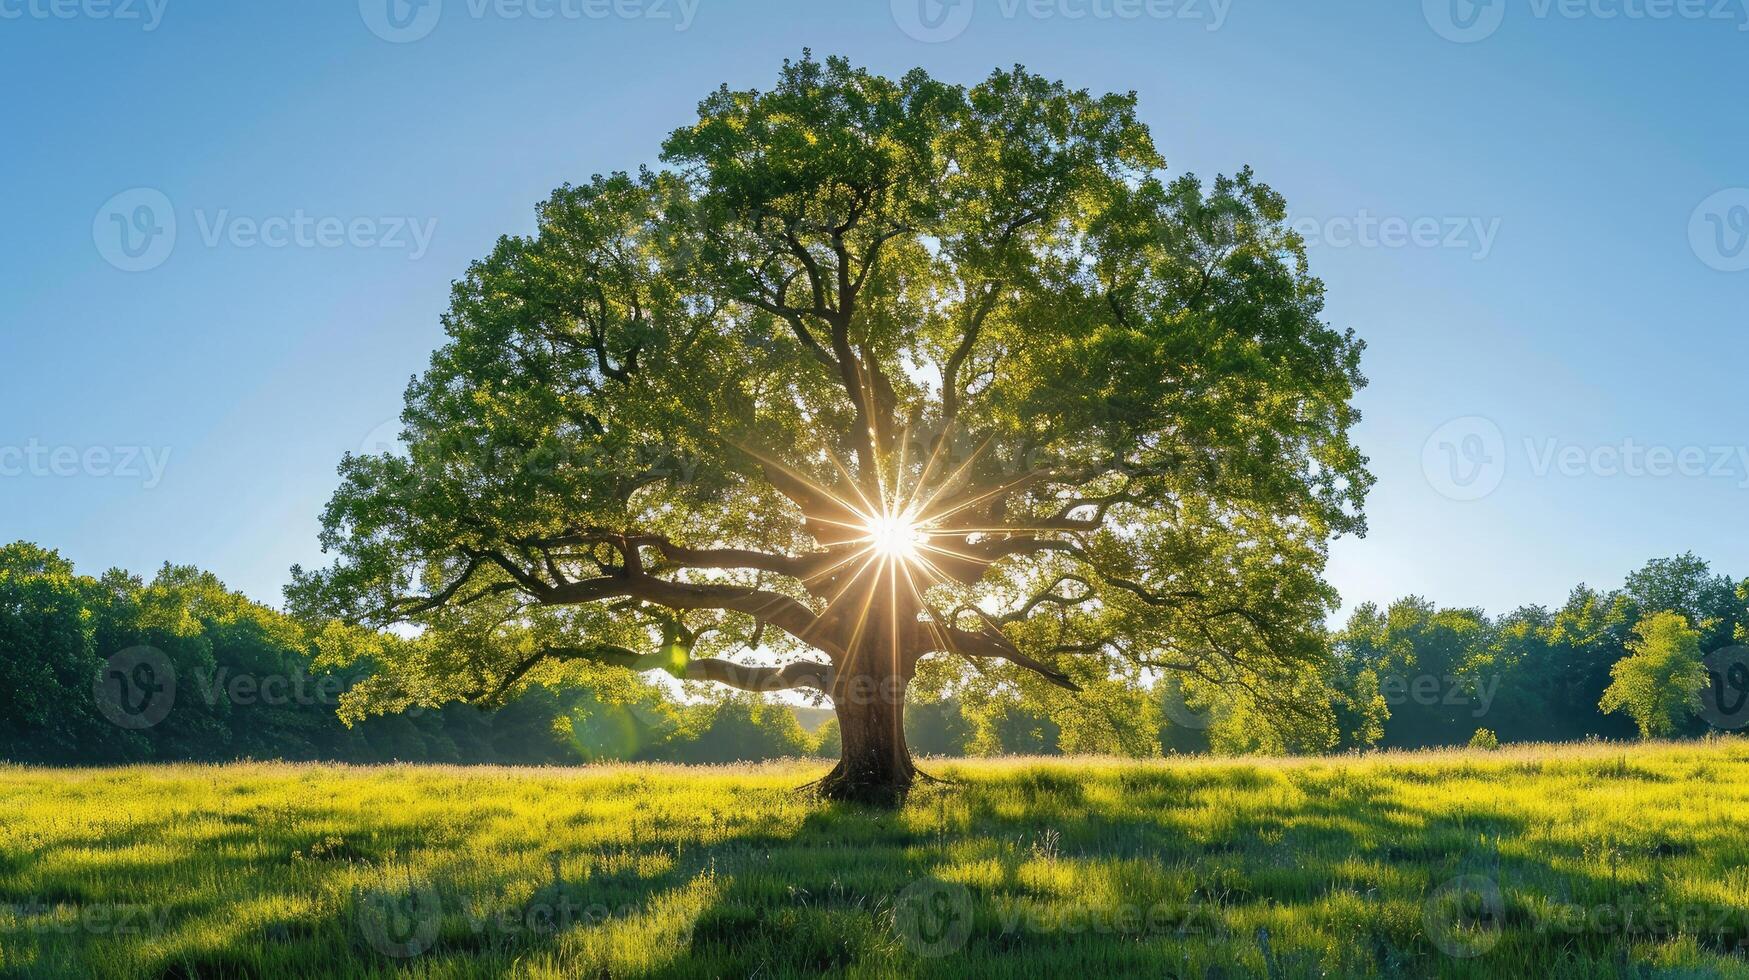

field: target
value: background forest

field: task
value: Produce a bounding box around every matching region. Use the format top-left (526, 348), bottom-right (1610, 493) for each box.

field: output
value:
top-left (2, 540), bottom-right (1738, 766)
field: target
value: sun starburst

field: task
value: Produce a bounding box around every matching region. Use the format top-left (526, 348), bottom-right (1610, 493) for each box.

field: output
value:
top-left (736, 424), bottom-right (1014, 686)
top-left (862, 509), bottom-right (927, 561)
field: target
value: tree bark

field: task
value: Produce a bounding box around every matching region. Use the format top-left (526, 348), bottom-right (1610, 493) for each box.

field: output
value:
top-left (816, 660), bottom-right (916, 806)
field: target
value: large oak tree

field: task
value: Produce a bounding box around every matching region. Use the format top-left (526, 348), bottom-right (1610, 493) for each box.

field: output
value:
top-left (290, 55), bottom-right (1371, 803)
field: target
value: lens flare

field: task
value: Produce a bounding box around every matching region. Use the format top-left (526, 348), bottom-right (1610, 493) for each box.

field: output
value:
top-left (865, 511), bottom-right (926, 561)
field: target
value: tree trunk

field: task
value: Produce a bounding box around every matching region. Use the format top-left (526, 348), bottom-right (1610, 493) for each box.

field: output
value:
top-left (817, 666), bottom-right (915, 806)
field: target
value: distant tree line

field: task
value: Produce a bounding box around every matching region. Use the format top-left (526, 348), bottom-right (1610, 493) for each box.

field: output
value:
top-left (905, 552), bottom-right (1749, 756)
top-left (0, 542), bottom-right (819, 766)
top-left (1322, 553), bottom-right (1745, 750)
top-left (2, 541), bottom-right (1740, 765)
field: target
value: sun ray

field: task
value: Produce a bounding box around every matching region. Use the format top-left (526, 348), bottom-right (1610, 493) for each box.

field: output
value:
top-left (895, 555), bottom-right (960, 654)
top-left (801, 514), bottom-right (888, 534)
top-left (834, 551), bottom-right (890, 689)
top-left (921, 521), bottom-right (1075, 533)
top-left (903, 432), bottom-right (997, 524)
top-left (814, 547), bottom-right (887, 614)
top-left (730, 441), bottom-right (890, 548)
top-left (916, 468), bottom-right (1046, 526)
top-left (817, 444), bottom-right (884, 525)
top-left (890, 423), bottom-right (913, 513)
top-left (903, 553), bottom-right (965, 610)
top-left (914, 539), bottom-right (998, 563)
top-left (732, 442), bottom-right (859, 509)
top-left (799, 544), bottom-right (888, 588)
top-left (897, 420), bottom-right (959, 519)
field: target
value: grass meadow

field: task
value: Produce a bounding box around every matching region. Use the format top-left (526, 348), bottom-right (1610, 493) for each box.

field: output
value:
top-left (4, 740), bottom-right (1749, 978)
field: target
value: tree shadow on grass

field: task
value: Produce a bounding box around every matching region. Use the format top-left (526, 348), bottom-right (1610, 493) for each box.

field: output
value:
top-left (662, 765), bottom-right (1749, 977)
top-left (16, 762), bottom-right (1749, 978)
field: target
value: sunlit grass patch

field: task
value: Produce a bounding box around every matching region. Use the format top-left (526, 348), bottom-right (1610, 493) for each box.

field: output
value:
top-left (4, 742), bottom-right (1749, 977)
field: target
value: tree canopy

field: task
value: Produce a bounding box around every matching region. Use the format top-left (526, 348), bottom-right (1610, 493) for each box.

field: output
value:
top-left (1600, 610), bottom-right (1708, 739)
top-left (289, 54), bottom-right (1371, 801)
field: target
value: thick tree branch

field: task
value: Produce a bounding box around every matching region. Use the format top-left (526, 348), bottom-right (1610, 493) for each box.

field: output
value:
top-left (471, 643), bottom-right (834, 701)
top-left (643, 538), bottom-right (841, 581)
top-left (915, 620), bottom-right (1080, 692)
top-left (539, 574), bottom-right (844, 660)
top-left (685, 657), bottom-right (835, 693)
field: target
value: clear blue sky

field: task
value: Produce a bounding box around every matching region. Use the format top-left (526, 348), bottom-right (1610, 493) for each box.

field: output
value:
top-left (3, 0), bottom-right (1747, 622)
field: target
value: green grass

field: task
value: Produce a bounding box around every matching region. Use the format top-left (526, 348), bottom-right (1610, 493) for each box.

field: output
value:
top-left (5, 740), bottom-right (1749, 978)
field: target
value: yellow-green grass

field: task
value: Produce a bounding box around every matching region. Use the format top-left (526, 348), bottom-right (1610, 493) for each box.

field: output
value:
top-left (5, 740), bottom-right (1749, 978)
